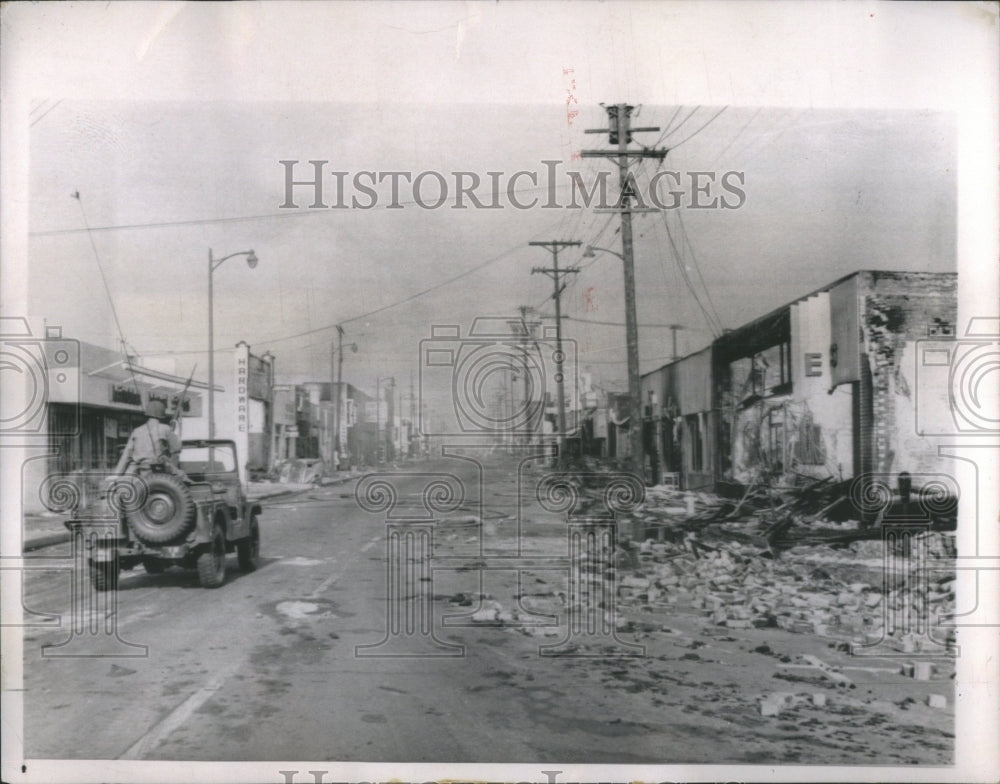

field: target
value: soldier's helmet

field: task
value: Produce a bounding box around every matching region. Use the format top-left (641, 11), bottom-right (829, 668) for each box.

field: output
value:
top-left (145, 400), bottom-right (168, 420)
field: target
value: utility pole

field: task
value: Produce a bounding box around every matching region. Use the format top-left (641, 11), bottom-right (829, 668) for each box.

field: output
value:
top-left (582, 104), bottom-right (667, 480)
top-left (332, 327), bottom-right (342, 471)
top-left (530, 240), bottom-right (580, 465)
top-left (669, 324), bottom-right (684, 361)
top-left (375, 376), bottom-right (381, 467)
top-left (409, 370), bottom-right (415, 459)
top-left (509, 305), bottom-right (540, 447)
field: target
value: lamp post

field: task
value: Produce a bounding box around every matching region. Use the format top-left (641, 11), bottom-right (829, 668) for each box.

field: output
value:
top-left (582, 244), bottom-right (643, 478)
top-left (208, 248), bottom-right (257, 439)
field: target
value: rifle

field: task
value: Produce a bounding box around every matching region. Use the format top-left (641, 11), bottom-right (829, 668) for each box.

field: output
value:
top-left (171, 364), bottom-right (197, 440)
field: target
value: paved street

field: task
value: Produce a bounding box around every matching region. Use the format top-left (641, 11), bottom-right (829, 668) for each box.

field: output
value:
top-left (21, 455), bottom-right (953, 765)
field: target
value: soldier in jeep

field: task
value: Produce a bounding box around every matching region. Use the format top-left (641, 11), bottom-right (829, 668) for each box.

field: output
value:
top-left (112, 399), bottom-right (182, 475)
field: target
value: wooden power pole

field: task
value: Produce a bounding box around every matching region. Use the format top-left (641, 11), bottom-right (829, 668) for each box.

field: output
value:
top-left (582, 104), bottom-right (668, 480)
top-left (333, 325), bottom-right (344, 470)
top-left (530, 241), bottom-right (580, 464)
top-left (669, 323), bottom-right (684, 361)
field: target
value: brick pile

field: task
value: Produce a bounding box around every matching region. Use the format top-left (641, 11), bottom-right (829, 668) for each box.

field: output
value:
top-left (618, 523), bottom-right (956, 652)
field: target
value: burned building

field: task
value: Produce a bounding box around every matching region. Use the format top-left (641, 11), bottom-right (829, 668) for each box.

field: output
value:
top-left (642, 270), bottom-right (957, 493)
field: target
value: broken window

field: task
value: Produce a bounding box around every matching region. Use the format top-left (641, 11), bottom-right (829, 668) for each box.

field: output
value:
top-left (687, 414), bottom-right (703, 471)
top-left (753, 342), bottom-right (791, 395)
top-left (793, 417), bottom-right (826, 465)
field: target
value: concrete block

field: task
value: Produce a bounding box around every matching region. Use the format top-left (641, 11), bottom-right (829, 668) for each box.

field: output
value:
top-left (927, 694), bottom-right (947, 709)
top-left (812, 693), bottom-right (827, 708)
top-left (913, 662), bottom-right (934, 681)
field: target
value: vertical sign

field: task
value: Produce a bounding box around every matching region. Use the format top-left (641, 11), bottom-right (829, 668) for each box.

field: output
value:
top-left (234, 342), bottom-right (250, 484)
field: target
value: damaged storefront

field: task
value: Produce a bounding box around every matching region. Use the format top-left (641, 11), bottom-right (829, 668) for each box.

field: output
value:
top-left (643, 347), bottom-right (715, 490)
top-left (715, 270), bottom-right (956, 491)
top-left (641, 269), bottom-right (957, 501)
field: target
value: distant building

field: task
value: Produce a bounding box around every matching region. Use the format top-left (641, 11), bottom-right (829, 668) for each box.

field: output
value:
top-left (271, 380), bottom-right (373, 469)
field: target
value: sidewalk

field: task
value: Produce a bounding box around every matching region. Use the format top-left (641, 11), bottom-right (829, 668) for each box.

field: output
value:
top-left (20, 469), bottom-right (365, 553)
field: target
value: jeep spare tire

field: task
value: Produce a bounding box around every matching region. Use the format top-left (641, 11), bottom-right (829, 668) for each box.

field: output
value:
top-left (126, 473), bottom-right (197, 545)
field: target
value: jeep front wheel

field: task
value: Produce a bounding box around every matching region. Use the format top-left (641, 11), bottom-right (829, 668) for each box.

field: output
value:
top-left (197, 525), bottom-right (227, 588)
top-left (237, 515), bottom-right (260, 572)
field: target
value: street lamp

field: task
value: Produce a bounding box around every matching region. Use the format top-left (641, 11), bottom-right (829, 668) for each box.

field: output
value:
top-left (583, 244), bottom-right (624, 261)
top-left (582, 244), bottom-right (643, 478)
top-left (208, 248), bottom-right (258, 439)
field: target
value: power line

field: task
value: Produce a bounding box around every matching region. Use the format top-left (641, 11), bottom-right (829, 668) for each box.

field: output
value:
top-left (29, 182), bottom-right (580, 238)
top-left (709, 106), bottom-right (763, 166)
top-left (658, 207), bottom-right (722, 337)
top-left (667, 105), bottom-right (729, 150)
top-left (676, 207), bottom-right (725, 331)
top-left (72, 192), bottom-right (130, 353)
top-left (636, 154), bottom-right (724, 336)
top-left (565, 315), bottom-right (690, 328)
top-left (653, 105), bottom-right (700, 147)
top-left (30, 99), bottom-right (63, 128)
top-left (658, 105), bottom-right (684, 142)
top-left (255, 209), bottom-right (576, 349)
top-left (254, 243), bottom-right (523, 347)
top-left (72, 191), bottom-right (145, 395)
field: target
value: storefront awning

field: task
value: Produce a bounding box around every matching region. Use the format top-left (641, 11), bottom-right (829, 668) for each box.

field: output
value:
top-left (89, 360), bottom-right (221, 392)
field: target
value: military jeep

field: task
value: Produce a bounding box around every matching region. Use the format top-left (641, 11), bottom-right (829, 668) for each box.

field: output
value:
top-left (66, 439), bottom-right (261, 591)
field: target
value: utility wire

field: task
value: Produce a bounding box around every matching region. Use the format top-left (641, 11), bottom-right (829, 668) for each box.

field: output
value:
top-left (659, 206), bottom-right (722, 337)
top-left (257, 208), bottom-right (578, 349)
top-left (676, 207), bottom-right (725, 331)
top-left (653, 105), bottom-right (700, 147)
top-left (30, 99), bottom-right (63, 128)
top-left (30, 183), bottom-right (580, 238)
top-left (566, 315), bottom-right (687, 328)
top-left (667, 105), bottom-right (729, 150)
top-left (256, 245), bottom-right (522, 347)
top-left (72, 191), bottom-right (144, 395)
top-left (708, 106), bottom-right (762, 166)
top-left (639, 155), bottom-right (724, 335)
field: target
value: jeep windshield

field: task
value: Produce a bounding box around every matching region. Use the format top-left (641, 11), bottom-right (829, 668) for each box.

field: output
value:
top-left (179, 444), bottom-right (237, 480)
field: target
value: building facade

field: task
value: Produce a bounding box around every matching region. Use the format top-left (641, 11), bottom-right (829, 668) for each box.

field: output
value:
top-left (639, 270), bottom-right (957, 495)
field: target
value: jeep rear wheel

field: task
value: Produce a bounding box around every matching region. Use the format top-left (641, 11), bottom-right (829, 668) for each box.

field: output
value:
top-left (90, 562), bottom-right (119, 592)
top-left (237, 515), bottom-right (260, 572)
top-left (197, 525), bottom-right (227, 588)
top-left (126, 473), bottom-right (197, 545)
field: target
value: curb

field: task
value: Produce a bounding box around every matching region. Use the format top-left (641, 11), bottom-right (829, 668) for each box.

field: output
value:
top-left (22, 473), bottom-right (364, 552)
top-left (23, 530), bottom-right (72, 552)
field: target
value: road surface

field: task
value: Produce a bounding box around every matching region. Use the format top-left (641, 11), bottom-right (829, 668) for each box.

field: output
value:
top-left (20, 455), bottom-right (953, 764)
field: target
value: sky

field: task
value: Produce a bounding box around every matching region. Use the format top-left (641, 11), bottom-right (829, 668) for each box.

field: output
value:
top-left (5, 2), bottom-right (996, 404)
top-left (25, 102), bottom-right (956, 390)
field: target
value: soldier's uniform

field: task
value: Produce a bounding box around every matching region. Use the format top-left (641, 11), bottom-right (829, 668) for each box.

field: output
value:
top-left (113, 400), bottom-right (182, 474)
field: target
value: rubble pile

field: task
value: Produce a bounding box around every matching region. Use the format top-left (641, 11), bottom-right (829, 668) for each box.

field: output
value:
top-left (601, 477), bottom-right (955, 650)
